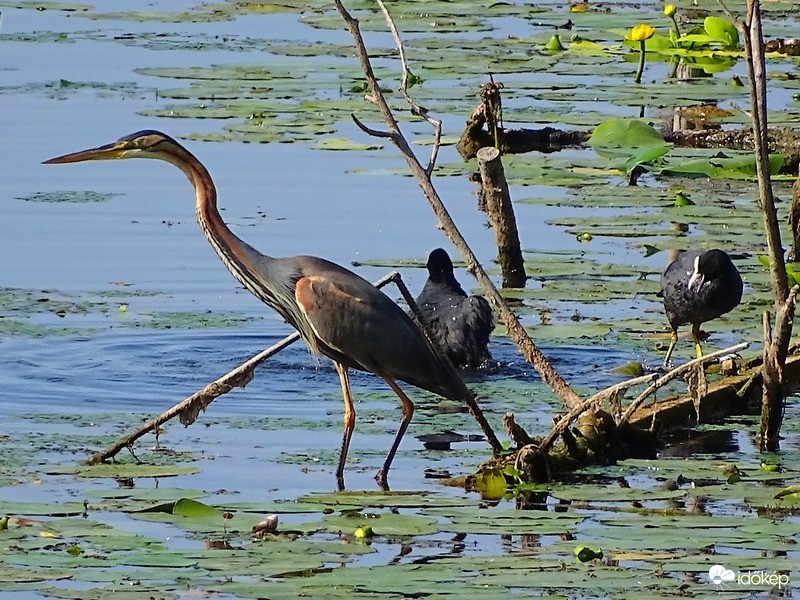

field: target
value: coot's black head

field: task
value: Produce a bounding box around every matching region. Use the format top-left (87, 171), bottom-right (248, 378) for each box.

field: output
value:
top-left (689, 249), bottom-right (734, 292)
top-left (426, 248), bottom-right (456, 284)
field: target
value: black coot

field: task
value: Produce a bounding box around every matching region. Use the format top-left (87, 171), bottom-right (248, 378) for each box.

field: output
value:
top-left (659, 249), bottom-right (743, 367)
top-left (415, 248), bottom-right (494, 369)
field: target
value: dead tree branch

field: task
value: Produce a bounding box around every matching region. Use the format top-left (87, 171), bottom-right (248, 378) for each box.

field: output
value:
top-left (619, 342), bottom-right (750, 425)
top-left (740, 0), bottom-right (793, 450)
top-left (476, 146), bottom-right (526, 288)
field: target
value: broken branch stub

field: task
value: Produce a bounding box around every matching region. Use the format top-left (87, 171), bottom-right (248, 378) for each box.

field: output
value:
top-left (476, 146), bottom-right (526, 288)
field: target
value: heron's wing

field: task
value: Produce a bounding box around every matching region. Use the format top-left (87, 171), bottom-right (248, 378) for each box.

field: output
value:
top-left (294, 275), bottom-right (416, 368)
top-left (294, 274), bottom-right (460, 399)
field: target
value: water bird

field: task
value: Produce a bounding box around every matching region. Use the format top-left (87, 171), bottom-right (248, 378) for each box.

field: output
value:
top-left (44, 130), bottom-right (470, 489)
top-left (658, 249), bottom-right (743, 368)
top-left (415, 248), bottom-right (494, 369)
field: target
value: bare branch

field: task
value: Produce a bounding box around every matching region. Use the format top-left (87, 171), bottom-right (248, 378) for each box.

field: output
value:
top-left (620, 342), bottom-right (750, 424)
top-left (537, 396), bottom-right (602, 455)
top-left (374, 0), bottom-right (442, 175)
top-left (333, 0), bottom-right (584, 410)
top-left (85, 271), bottom-right (401, 465)
top-left (587, 372), bottom-right (659, 407)
top-left (351, 113), bottom-right (392, 139)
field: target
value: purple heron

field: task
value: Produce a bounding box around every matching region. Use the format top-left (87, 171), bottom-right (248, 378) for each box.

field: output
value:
top-left (44, 130), bottom-right (470, 489)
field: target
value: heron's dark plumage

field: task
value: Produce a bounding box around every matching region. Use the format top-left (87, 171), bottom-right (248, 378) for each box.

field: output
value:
top-left (415, 248), bottom-right (493, 369)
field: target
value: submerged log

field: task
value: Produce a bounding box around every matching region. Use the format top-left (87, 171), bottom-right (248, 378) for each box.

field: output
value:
top-left (457, 81), bottom-right (799, 175)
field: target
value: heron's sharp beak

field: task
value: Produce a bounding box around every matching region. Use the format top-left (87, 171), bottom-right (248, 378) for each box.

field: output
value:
top-left (43, 141), bottom-right (127, 165)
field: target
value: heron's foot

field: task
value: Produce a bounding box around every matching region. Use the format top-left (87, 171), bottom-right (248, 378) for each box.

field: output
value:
top-left (374, 469), bottom-right (390, 492)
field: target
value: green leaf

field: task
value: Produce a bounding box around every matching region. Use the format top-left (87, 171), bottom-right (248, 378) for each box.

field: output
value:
top-left (173, 498), bottom-right (222, 518)
top-left (589, 118), bottom-right (668, 150)
top-left (662, 153), bottom-right (784, 179)
top-left (703, 16), bottom-right (739, 48)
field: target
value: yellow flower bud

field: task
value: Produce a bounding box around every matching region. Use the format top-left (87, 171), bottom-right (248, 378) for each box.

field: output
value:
top-left (627, 24), bottom-right (656, 42)
top-left (664, 4), bottom-right (676, 17)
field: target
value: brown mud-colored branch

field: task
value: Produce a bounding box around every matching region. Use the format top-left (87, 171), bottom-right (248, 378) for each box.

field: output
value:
top-left (457, 79), bottom-right (799, 175)
top-left (476, 146), bottom-right (526, 288)
top-left (334, 0), bottom-right (584, 410)
top-left (481, 348), bottom-right (800, 483)
top-left (86, 332), bottom-right (299, 465)
top-left (457, 79), bottom-right (590, 160)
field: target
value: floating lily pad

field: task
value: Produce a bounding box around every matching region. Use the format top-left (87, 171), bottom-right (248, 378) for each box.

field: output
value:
top-left (45, 463), bottom-right (200, 478)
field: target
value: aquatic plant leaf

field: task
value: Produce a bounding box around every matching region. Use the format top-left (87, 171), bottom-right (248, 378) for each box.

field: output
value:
top-left (662, 153), bottom-right (784, 179)
top-left (137, 497), bottom-right (222, 518)
top-left (0, 501), bottom-right (86, 517)
top-left (589, 118), bottom-right (670, 153)
top-left (314, 137), bottom-right (383, 151)
top-left (298, 491), bottom-right (477, 509)
top-left (45, 463), bottom-right (200, 478)
top-left (16, 190), bottom-right (118, 203)
top-left (423, 506), bottom-right (583, 535)
top-left (552, 486), bottom-right (687, 502)
top-left (702, 16), bottom-right (740, 48)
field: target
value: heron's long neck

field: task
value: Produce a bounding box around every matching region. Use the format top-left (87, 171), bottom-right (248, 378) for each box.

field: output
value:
top-left (176, 155), bottom-right (279, 307)
top-left (172, 151), bottom-right (320, 355)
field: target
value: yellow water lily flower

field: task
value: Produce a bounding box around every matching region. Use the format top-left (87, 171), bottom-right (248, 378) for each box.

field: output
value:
top-left (627, 24), bottom-right (656, 42)
top-left (663, 4), bottom-right (676, 17)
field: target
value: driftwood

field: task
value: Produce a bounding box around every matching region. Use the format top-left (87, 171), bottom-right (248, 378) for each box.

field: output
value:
top-left (476, 147), bottom-right (526, 288)
top-left (457, 81), bottom-right (799, 176)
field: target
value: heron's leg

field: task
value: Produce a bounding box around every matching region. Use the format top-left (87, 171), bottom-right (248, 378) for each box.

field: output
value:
top-left (691, 323), bottom-right (704, 358)
top-left (662, 329), bottom-right (679, 369)
top-left (334, 362), bottom-right (355, 491)
top-left (376, 377), bottom-right (415, 489)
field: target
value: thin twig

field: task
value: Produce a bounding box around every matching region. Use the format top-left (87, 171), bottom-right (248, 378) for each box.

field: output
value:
top-left (586, 372), bottom-right (659, 408)
top-left (535, 370), bottom-right (658, 455)
top-left (374, 0), bottom-right (442, 175)
top-left (619, 342), bottom-right (750, 424)
top-left (351, 114), bottom-right (392, 138)
top-left (86, 271), bottom-right (400, 465)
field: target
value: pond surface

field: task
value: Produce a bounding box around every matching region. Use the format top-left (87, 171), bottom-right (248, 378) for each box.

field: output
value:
top-left (1, 1), bottom-right (799, 598)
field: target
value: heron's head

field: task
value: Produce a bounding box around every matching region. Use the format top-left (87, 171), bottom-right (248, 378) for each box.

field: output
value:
top-left (426, 248), bottom-right (455, 283)
top-left (43, 130), bottom-right (184, 165)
